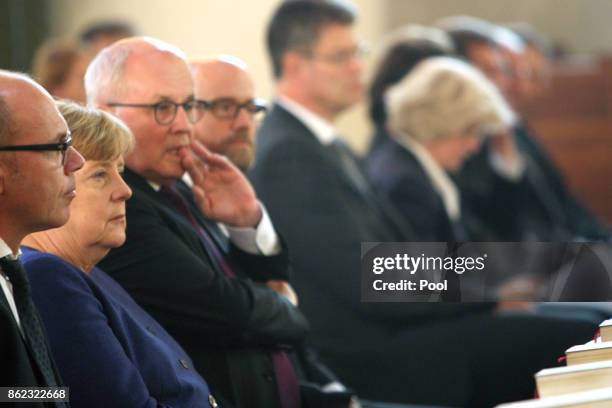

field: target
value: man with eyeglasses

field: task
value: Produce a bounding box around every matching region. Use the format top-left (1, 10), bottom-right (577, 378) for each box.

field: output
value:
top-left (249, 0), bottom-right (437, 403)
top-left (190, 56), bottom-right (266, 173)
top-left (189, 55), bottom-right (443, 408)
top-left (0, 70), bottom-right (84, 404)
top-left (88, 37), bottom-right (309, 408)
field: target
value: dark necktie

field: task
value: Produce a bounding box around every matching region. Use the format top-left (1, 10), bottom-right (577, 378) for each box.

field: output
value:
top-left (160, 185), bottom-right (236, 277)
top-left (160, 185), bottom-right (301, 407)
top-left (329, 139), bottom-right (414, 241)
top-left (329, 138), bottom-right (371, 196)
top-left (0, 256), bottom-right (59, 388)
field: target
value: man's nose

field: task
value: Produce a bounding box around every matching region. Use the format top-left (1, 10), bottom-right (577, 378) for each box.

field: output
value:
top-left (231, 107), bottom-right (253, 130)
top-left (64, 147), bottom-right (85, 175)
top-left (171, 104), bottom-right (193, 133)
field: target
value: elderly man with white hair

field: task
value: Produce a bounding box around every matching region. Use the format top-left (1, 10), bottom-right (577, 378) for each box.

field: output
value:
top-left (87, 36), bottom-right (309, 408)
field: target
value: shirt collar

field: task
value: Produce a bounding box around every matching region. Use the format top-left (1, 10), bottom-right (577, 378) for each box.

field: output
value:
top-left (147, 179), bottom-right (162, 192)
top-left (395, 136), bottom-right (461, 221)
top-left (277, 95), bottom-right (337, 145)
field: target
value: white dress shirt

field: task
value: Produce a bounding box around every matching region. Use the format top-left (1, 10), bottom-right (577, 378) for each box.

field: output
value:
top-left (277, 96), bottom-right (338, 146)
top-left (0, 237), bottom-right (22, 329)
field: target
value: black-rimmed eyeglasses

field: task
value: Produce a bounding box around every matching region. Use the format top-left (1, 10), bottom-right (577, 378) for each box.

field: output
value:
top-left (107, 100), bottom-right (203, 125)
top-left (0, 133), bottom-right (73, 165)
top-left (197, 98), bottom-right (267, 120)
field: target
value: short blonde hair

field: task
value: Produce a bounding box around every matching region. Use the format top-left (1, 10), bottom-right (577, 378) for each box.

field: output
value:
top-left (56, 100), bottom-right (134, 161)
top-left (386, 56), bottom-right (515, 143)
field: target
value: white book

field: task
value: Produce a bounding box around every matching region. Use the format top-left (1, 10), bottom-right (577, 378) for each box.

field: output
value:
top-left (496, 388), bottom-right (612, 408)
top-left (536, 360), bottom-right (612, 398)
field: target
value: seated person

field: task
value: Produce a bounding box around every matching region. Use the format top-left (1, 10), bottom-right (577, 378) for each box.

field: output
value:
top-left (21, 101), bottom-right (217, 408)
top-left (367, 56), bottom-right (515, 241)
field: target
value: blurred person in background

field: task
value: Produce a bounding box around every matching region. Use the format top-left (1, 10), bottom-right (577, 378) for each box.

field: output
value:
top-left (79, 19), bottom-right (137, 55)
top-left (504, 22), bottom-right (553, 106)
top-left (31, 38), bottom-right (87, 102)
top-left (439, 16), bottom-right (610, 241)
top-left (367, 25), bottom-right (453, 153)
top-left (251, 2), bottom-right (599, 406)
top-left (367, 56), bottom-right (515, 242)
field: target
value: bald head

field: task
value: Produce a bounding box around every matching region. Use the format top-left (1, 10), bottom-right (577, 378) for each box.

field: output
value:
top-left (190, 56), bottom-right (254, 102)
top-left (0, 71), bottom-right (63, 146)
top-left (190, 56), bottom-right (260, 172)
top-left (85, 36), bottom-right (188, 107)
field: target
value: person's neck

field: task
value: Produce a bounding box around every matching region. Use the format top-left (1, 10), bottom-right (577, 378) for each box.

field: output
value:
top-left (22, 231), bottom-right (100, 273)
top-left (277, 84), bottom-right (338, 123)
top-left (0, 222), bottom-right (26, 256)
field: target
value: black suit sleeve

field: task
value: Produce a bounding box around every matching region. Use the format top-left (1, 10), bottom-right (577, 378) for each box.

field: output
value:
top-left (100, 188), bottom-right (309, 348)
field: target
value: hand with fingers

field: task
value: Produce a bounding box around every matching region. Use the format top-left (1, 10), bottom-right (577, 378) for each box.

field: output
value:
top-left (180, 140), bottom-right (262, 227)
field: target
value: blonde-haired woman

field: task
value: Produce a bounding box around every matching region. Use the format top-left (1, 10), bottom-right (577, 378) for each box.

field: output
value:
top-left (21, 101), bottom-right (216, 407)
top-left (367, 56), bottom-right (515, 241)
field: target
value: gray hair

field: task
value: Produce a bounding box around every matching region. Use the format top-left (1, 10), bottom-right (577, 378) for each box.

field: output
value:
top-left (386, 56), bottom-right (516, 143)
top-left (84, 36), bottom-right (187, 107)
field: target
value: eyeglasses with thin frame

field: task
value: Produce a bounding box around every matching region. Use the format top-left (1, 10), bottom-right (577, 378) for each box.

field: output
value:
top-left (107, 99), bottom-right (203, 125)
top-left (0, 132), bottom-right (73, 166)
top-left (196, 98), bottom-right (268, 121)
top-left (301, 41), bottom-right (369, 65)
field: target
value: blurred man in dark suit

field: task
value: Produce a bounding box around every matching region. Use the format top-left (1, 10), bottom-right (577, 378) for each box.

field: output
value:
top-left (440, 16), bottom-right (610, 241)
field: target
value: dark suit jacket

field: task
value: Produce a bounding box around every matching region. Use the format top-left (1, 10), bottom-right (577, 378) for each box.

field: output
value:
top-left (366, 136), bottom-right (465, 242)
top-left (249, 104), bottom-right (498, 403)
top-left (457, 123), bottom-right (610, 241)
top-left (99, 169), bottom-right (310, 408)
top-left (0, 267), bottom-right (66, 408)
top-left (22, 247), bottom-right (214, 408)
top-left (249, 105), bottom-right (603, 407)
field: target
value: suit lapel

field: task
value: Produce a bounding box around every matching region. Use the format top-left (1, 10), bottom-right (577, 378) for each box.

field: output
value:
top-left (123, 168), bottom-right (226, 270)
top-left (175, 180), bottom-right (231, 253)
top-left (272, 104), bottom-right (415, 241)
top-left (273, 104), bottom-right (377, 201)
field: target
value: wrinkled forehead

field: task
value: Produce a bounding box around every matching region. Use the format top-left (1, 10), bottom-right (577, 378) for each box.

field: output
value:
top-left (122, 50), bottom-right (194, 101)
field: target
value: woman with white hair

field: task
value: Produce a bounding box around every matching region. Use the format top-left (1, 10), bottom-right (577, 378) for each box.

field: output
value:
top-left (367, 56), bottom-right (515, 241)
